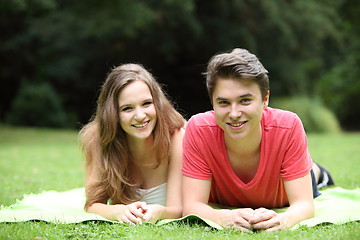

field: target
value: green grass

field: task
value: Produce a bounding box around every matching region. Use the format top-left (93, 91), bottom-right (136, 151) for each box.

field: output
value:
top-left (0, 126), bottom-right (84, 206)
top-left (307, 133), bottom-right (360, 189)
top-left (0, 125), bottom-right (359, 239)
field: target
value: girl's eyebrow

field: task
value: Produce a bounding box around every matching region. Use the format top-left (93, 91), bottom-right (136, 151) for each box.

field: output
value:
top-left (119, 98), bottom-right (154, 108)
top-left (119, 104), bottom-right (130, 109)
top-left (118, 102), bottom-right (131, 108)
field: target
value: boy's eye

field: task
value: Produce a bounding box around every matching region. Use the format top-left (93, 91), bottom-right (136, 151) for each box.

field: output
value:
top-left (241, 98), bottom-right (251, 104)
top-left (218, 100), bottom-right (229, 106)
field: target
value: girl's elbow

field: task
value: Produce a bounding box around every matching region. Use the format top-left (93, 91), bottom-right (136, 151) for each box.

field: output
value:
top-left (85, 202), bottom-right (98, 214)
top-left (173, 205), bottom-right (183, 218)
top-left (182, 204), bottom-right (194, 217)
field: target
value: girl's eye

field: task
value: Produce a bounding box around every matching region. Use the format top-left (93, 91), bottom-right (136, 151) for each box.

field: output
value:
top-left (143, 101), bottom-right (153, 107)
top-left (121, 106), bottom-right (132, 112)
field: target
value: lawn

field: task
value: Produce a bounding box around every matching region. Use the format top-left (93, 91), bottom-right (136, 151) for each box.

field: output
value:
top-left (0, 125), bottom-right (359, 239)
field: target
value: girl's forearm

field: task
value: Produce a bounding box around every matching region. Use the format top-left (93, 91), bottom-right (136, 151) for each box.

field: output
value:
top-left (161, 205), bottom-right (182, 219)
top-left (87, 202), bottom-right (126, 221)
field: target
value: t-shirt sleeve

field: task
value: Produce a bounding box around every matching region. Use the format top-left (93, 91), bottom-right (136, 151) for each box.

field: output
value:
top-left (281, 114), bottom-right (313, 181)
top-left (182, 117), bottom-right (213, 180)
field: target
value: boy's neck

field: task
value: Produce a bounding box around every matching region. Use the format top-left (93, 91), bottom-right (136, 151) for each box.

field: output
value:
top-left (224, 124), bottom-right (262, 157)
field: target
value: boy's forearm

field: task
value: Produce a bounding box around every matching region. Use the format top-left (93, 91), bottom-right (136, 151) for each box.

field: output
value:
top-left (183, 202), bottom-right (233, 228)
top-left (281, 201), bottom-right (314, 229)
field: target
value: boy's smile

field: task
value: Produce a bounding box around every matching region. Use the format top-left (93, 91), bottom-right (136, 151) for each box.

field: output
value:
top-left (212, 78), bottom-right (269, 142)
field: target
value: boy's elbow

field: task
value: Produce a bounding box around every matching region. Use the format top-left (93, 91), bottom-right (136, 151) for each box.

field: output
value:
top-left (308, 201), bottom-right (315, 218)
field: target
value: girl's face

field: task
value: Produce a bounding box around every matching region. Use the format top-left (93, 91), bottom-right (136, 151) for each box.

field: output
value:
top-left (118, 80), bottom-right (157, 142)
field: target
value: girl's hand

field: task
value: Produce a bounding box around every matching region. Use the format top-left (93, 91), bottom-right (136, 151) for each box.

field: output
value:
top-left (142, 204), bottom-right (165, 223)
top-left (120, 201), bottom-right (147, 224)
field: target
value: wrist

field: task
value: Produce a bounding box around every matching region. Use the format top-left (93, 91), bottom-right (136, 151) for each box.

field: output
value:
top-left (277, 212), bottom-right (290, 229)
top-left (143, 204), bottom-right (165, 222)
top-left (213, 209), bottom-right (234, 228)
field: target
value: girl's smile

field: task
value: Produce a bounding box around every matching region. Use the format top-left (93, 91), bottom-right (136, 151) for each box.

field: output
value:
top-left (118, 80), bottom-right (157, 141)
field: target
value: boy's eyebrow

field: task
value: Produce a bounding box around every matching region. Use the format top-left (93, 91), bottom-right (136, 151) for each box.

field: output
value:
top-left (239, 93), bottom-right (254, 98)
top-left (215, 93), bottom-right (254, 101)
top-left (215, 97), bottom-right (228, 101)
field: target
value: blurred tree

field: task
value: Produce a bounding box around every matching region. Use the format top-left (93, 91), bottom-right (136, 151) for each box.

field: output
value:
top-left (0, 0), bottom-right (58, 120)
top-left (210, 0), bottom-right (341, 95)
top-left (0, 0), bottom-right (357, 130)
top-left (5, 82), bottom-right (69, 128)
top-left (315, 0), bottom-right (360, 130)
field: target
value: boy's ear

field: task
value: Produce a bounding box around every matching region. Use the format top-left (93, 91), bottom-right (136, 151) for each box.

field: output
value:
top-left (263, 91), bottom-right (270, 108)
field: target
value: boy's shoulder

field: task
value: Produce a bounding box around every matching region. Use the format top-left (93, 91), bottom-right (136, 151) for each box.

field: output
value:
top-left (263, 107), bottom-right (300, 129)
top-left (188, 111), bottom-right (217, 127)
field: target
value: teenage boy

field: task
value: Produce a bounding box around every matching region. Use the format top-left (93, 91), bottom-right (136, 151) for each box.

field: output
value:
top-left (182, 48), bottom-right (334, 231)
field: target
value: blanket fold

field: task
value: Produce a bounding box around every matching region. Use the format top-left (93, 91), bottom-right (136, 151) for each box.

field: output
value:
top-left (1, 187), bottom-right (359, 229)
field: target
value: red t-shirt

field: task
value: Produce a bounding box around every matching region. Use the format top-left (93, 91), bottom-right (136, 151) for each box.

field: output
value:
top-left (182, 107), bottom-right (313, 208)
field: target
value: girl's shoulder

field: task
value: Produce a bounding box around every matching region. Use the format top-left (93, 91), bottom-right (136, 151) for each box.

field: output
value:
top-left (168, 127), bottom-right (185, 157)
top-left (171, 127), bottom-right (185, 143)
top-left (80, 122), bottom-right (100, 153)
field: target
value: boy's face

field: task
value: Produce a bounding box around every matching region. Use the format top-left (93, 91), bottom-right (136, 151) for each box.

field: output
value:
top-left (212, 78), bottom-right (269, 141)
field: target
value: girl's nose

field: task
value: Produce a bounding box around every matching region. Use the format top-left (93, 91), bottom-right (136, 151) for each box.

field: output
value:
top-left (134, 108), bottom-right (146, 121)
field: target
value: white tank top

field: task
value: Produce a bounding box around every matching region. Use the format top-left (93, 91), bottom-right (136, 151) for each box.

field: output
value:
top-left (137, 183), bottom-right (167, 206)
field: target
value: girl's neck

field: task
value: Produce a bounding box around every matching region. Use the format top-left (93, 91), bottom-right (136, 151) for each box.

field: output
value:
top-left (128, 135), bottom-right (156, 165)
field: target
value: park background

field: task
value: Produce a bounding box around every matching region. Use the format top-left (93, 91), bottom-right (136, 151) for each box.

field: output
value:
top-left (1, 1), bottom-right (360, 239)
top-left (1, 0), bottom-right (359, 132)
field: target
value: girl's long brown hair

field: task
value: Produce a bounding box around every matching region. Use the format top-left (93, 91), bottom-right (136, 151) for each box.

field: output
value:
top-left (79, 64), bottom-right (185, 209)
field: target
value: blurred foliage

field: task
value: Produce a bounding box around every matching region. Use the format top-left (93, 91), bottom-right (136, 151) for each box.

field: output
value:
top-left (315, 0), bottom-right (360, 130)
top-left (0, 0), bottom-right (358, 129)
top-left (271, 96), bottom-right (341, 134)
top-left (5, 82), bottom-right (70, 128)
